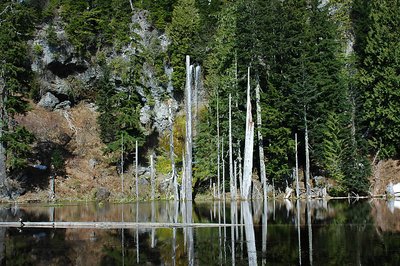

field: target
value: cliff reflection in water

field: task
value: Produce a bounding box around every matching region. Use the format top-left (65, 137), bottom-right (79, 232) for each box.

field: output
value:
top-left (0, 199), bottom-right (399, 265)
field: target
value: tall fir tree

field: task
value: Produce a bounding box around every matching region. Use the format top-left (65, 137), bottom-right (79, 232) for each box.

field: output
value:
top-left (355, 0), bottom-right (400, 158)
top-left (194, 2), bottom-right (243, 191)
top-left (166, 0), bottom-right (200, 93)
top-left (0, 1), bottom-right (36, 183)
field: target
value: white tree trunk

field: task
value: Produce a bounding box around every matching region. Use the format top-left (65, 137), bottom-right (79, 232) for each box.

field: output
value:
top-left (234, 160), bottom-right (237, 200)
top-left (255, 83), bottom-right (267, 201)
top-left (304, 108), bottom-right (311, 197)
top-left (295, 133), bottom-right (300, 199)
top-left (181, 153), bottom-right (186, 201)
top-left (242, 68), bottom-right (254, 200)
top-left (150, 153), bottom-right (155, 200)
top-left (128, 0), bottom-right (134, 12)
top-left (135, 140), bottom-right (138, 200)
top-left (229, 94), bottom-right (235, 200)
top-left (0, 77), bottom-right (7, 186)
top-left (238, 144), bottom-right (243, 197)
top-left (168, 101), bottom-right (179, 201)
top-left (194, 66), bottom-right (201, 137)
top-left (217, 92), bottom-right (220, 199)
top-left (222, 137), bottom-right (225, 201)
top-left (185, 55), bottom-right (193, 201)
top-left (121, 134), bottom-right (124, 193)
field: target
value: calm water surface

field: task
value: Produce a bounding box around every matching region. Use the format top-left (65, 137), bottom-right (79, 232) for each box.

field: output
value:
top-left (0, 199), bottom-right (399, 265)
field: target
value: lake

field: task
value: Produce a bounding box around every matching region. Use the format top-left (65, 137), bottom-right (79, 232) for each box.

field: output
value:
top-left (0, 199), bottom-right (399, 265)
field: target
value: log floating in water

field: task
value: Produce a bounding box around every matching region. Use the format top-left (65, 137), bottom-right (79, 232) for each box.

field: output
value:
top-left (0, 221), bottom-right (244, 229)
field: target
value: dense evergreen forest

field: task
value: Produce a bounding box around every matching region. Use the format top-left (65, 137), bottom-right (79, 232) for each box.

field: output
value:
top-left (0, 0), bottom-right (399, 200)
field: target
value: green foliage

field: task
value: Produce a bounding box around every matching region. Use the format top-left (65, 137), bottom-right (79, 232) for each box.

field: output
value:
top-left (321, 112), bottom-right (346, 192)
top-left (51, 147), bottom-right (65, 175)
top-left (0, 1), bottom-right (36, 176)
top-left (166, 0), bottom-right (200, 92)
top-left (156, 113), bottom-right (185, 175)
top-left (194, 2), bottom-right (244, 191)
top-left (96, 64), bottom-right (145, 164)
top-left (2, 127), bottom-right (35, 172)
top-left (60, 0), bottom-right (132, 55)
top-left (33, 44), bottom-right (43, 55)
top-left (46, 24), bottom-right (58, 46)
top-left (193, 107), bottom-right (218, 187)
top-left (355, 0), bottom-right (400, 158)
top-left (137, 0), bottom-right (177, 30)
top-left (261, 83), bottom-right (293, 186)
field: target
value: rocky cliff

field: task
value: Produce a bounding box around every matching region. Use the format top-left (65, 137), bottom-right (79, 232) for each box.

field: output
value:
top-left (15, 8), bottom-right (191, 201)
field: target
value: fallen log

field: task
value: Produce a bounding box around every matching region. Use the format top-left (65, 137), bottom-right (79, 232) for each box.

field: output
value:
top-left (0, 221), bottom-right (244, 229)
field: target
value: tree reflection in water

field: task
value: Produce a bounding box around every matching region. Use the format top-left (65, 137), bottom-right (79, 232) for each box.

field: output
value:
top-left (0, 200), bottom-right (399, 264)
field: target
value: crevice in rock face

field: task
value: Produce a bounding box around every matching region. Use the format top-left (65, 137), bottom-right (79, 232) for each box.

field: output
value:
top-left (47, 61), bottom-right (87, 78)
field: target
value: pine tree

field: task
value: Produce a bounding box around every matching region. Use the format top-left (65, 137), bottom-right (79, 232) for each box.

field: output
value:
top-left (194, 2), bottom-right (244, 192)
top-left (355, 0), bottom-right (400, 158)
top-left (96, 61), bottom-right (145, 166)
top-left (0, 1), bottom-right (36, 183)
top-left (166, 0), bottom-right (200, 92)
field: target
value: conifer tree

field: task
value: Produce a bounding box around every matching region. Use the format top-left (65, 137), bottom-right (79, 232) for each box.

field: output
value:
top-left (167, 0), bottom-right (200, 92)
top-left (355, 0), bottom-right (400, 158)
top-left (194, 2), bottom-right (244, 192)
top-left (0, 1), bottom-right (36, 184)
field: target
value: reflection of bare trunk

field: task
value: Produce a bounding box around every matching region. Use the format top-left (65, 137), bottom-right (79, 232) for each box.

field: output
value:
top-left (307, 200), bottom-right (313, 266)
top-left (185, 56), bottom-right (193, 201)
top-left (172, 201), bottom-right (178, 266)
top-left (223, 200), bottom-right (227, 252)
top-left (240, 203), bottom-right (244, 256)
top-left (297, 200), bottom-right (302, 265)
top-left (218, 201), bottom-right (222, 262)
top-left (136, 201), bottom-right (139, 263)
top-left (242, 68), bottom-right (254, 199)
top-left (186, 201), bottom-right (194, 266)
top-left (0, 228), bottom-right (5, 265)
top-left (151, 201), bottom-right (155, 248)
top-left (121, 205), bottom-right (125, 266)
top-left (231, 201), bottom-right (236, 266)
top-left (256, 83), bottom-right (267, 202)
top-left (49, 207), bottom-right (55, 222)
top-left (242, 201), bottom-right (257, 265)
top-left (262, 199), bottom-right (268, 264)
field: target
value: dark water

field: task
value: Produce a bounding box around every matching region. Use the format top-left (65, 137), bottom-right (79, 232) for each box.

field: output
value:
top-left (0, 199), bottom-right (400, 265)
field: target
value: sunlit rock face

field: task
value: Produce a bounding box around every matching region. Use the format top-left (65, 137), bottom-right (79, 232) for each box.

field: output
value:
top-left (29, 9), bottom-right (178, 136)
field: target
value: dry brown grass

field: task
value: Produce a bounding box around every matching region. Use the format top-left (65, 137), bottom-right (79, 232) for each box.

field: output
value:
top-left (15, 102), bottom-right (129, 202)
top-left (370, 159), bottom-right (400, 195)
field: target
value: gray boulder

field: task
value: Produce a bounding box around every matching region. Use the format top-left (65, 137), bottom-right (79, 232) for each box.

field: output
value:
top-left (55, 100), bottom-right (71, 110)
top-left (38, 92), bottom-right (60, 110)
top-left (94, 187), bottom-right (110, 201)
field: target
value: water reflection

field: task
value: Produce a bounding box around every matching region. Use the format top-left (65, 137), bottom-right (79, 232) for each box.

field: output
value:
top-left (0, 199), bottom-right (399, 265)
